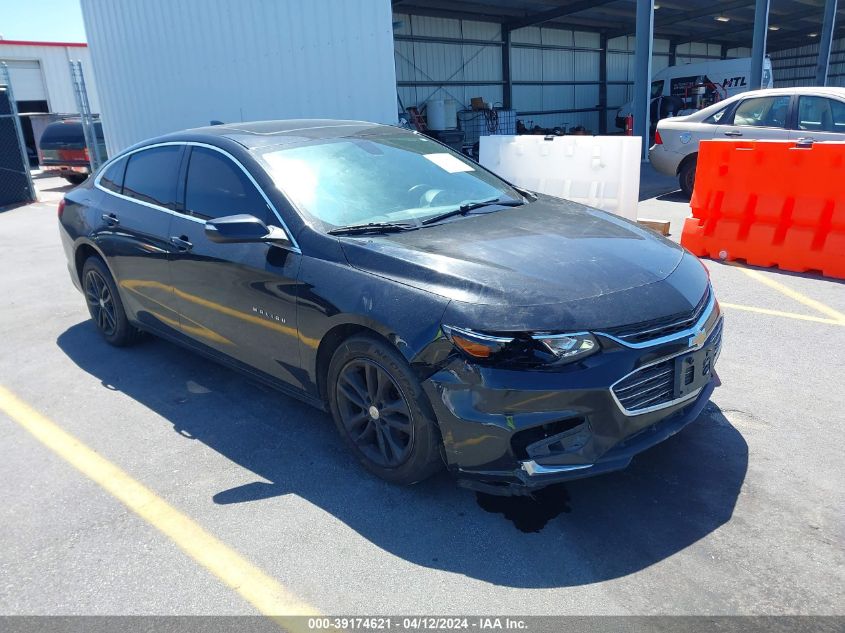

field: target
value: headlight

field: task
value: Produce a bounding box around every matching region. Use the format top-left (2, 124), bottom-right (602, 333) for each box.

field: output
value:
top-left (532, 332), bottom-right (598, 360)
top-left (442, 326), bottom-right (599, 365)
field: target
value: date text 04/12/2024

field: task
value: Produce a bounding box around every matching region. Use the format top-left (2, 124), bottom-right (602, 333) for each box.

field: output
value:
top-left (306, 617), bottom-right (529, 631)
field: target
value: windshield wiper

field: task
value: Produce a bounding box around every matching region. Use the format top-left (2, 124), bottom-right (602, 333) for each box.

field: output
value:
top-left (327, 221), bottom-right (418, 236)
top-left (421, 197), bottom-right (525, 226)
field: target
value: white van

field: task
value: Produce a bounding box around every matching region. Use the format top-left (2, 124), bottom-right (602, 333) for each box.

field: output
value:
top-left (615, 56), bottom-right (774, 129)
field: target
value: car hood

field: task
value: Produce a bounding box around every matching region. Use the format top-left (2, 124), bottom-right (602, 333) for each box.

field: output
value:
top-left (339, 196), bottom-right (694, 322)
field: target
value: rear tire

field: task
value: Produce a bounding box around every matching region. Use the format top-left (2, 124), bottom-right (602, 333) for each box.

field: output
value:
top-left (65, 174), bottom-right (87, 185)
top-left (679, 157), bottom-right (697, 198)
top-left (81, 257), bottom-right (142, 347)
top-left (327, 335), bottom-right (443, 485)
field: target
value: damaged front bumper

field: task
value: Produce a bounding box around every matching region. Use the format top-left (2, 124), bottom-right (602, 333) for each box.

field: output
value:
top-left (421, 319), bottom-right (723, 496)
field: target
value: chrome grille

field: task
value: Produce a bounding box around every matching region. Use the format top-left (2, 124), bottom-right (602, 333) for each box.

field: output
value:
top-left (606, 287), bottom-right (712, 345)
top-left (612, 318), bottom-right (724, 415)
top-left (612, 359), bottom-right (676, 412)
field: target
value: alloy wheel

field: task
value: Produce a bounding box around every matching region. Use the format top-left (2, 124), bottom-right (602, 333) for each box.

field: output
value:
top-left (336, 359), bottom-right (414, 468)
top-left (84, 269), bottom-right (117, 336)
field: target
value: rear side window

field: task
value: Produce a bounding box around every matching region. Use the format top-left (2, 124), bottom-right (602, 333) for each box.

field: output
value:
top-left (100, 157), bottom-right (127, 193)
top-left (730, 95), bottom-right (790, 128)
top-left (122, 146), bottom-right (182, 209)
top-left (704, 105), bottom-right (730, 124)
top-left (40, 122), bottom-right (84, 147)
top-left (184, 147), bottom-right (269, 222)
top-left (797, 96), bottom-right (845, 133)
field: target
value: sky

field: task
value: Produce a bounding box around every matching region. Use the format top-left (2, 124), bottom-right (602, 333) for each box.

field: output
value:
top-left (0, 0), bottom-right (87, 42)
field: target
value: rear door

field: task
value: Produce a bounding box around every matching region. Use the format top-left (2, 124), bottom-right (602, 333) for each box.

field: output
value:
top-left (167, 145), bottom-right (303, 386)
top-left (791, 95), bottom-right (845, 142)
top-left (715, 94), bottom-right (792, 140)
top-left (95, 144), bottom-right (184, 333)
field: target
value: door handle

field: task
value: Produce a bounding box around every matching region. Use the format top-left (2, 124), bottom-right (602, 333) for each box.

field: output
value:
top-left (723, 130), bottom-right (743, 137)
top-left (170, 235), bottom-right (193, 251)
top-left (101, 213), bottom-right (119, 226)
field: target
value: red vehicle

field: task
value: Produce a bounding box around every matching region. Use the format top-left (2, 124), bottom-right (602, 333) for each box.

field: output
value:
top-left (38, 119), bottom-right (107, 184)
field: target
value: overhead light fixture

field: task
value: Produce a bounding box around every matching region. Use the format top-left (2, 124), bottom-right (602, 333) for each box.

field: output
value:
top-left (809, 32), bottom-right (819, 37)
top-left (714, 15), bottom-right (731, 23)
top-left (768, 25), bottom-right (780, 31)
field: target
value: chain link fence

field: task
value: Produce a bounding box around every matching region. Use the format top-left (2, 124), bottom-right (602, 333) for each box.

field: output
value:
top-left (0, 63), bottom-right (36, 208)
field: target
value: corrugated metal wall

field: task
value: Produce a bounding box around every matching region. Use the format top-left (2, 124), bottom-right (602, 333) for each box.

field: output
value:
top-left (770, 39), bottom-right (845, 87)
top-left (0, 43), bottom-right (101, 114)
top-left (393, 14), bottom-right (503, 111)
top-left (81, 0), bottom-right (398, 154)
top-left (510, 26), bottom-right (603, 132)
top-left (395, 12), bottom-right (740, 134)
top-left (606, 35), bottom-right (671, 132)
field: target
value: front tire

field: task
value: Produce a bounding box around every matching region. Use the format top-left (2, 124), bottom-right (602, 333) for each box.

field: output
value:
top-left (327, 335), bottom-right (443, 485)
top-left (679, 157), bottom-right (697, 198)
top-left (81, 257), bottom-right (141, 347)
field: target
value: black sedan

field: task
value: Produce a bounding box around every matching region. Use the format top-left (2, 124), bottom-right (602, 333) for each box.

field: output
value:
top-left (58, 120), bottom-right (722, 496)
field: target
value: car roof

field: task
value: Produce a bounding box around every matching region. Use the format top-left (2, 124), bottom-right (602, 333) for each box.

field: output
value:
top-left (728, 86), bottom-right (845, 98)
top-left (683, 86), bottom-right (845, 121)
top-left (173, 119), bottom-right (394, 149)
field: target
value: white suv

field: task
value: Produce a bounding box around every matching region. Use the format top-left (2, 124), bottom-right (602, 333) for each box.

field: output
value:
top-left (649, 87), bottom-right (845, 197)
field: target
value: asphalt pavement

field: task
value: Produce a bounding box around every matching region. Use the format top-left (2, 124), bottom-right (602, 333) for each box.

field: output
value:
top-left (0, 172), bottom-right (842, 617)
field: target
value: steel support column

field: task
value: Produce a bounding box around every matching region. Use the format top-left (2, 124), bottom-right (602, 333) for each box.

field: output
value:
top-left (816, 0), bottom-right (838, 85)
top-left (750, 0), bottom-right (770, 89)
top-left (633, 0), bottom-right (654, 160)
top-left (599, 33), bottom-right (608, 135)
top-left (503, 26), bottom-right (513, 110)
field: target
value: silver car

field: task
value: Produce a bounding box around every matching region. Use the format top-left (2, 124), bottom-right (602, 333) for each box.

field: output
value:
top-left (649, 86), bottom-right (845, 197)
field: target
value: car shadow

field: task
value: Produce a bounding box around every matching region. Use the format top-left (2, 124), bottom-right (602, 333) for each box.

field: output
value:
top-left (37, 182), bottom-right (75, 194)
top-left (57, 321), bottom-right (748, 589)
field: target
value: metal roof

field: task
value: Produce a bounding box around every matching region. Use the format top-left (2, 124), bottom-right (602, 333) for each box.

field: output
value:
top-left (392, 0), bottom-right (845, 52)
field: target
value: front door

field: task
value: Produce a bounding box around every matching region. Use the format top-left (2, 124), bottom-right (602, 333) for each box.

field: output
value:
top-left (167, 145), bottom-right (304, 388)
top-left (715, 93), bottom-right (792, 141)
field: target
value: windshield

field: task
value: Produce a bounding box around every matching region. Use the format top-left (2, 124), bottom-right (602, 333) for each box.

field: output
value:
top-left (258, 131), bottom-right (521, 230)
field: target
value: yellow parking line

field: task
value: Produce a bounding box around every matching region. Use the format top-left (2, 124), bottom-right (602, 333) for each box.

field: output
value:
top-left (720, 302), bottom-right (845, 326)
top-left (730, 264), bottom-right (845, 323)
top-left (0, 385), bottom-right (318, 629)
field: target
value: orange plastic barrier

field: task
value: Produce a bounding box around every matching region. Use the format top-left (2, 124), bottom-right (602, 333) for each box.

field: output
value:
top-left (681, 139), bottom-right (845, 280)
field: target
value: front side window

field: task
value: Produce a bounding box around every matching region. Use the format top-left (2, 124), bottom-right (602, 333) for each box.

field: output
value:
top-left (731, 95), bottom-right (790, 128)
top-left (122, 146), bottom-right (182, 209)
top-left (258, 131), bottom-right (520, 229)
top-left (184, 147), bottom-right (269, 222)
top-left (797, 96), bottom-right (845, 133)
top-left (650, 80), bottom-right (665, 100)
top-left (99, 156), bottom-right (127, 193)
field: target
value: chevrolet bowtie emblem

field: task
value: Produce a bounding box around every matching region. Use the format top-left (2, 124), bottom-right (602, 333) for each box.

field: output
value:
top-left (689, 328), bottom-right (707, 349)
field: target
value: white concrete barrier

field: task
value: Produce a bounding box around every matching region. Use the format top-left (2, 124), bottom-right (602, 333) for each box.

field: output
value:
top-left (479, 135), bottom-right (642, 221)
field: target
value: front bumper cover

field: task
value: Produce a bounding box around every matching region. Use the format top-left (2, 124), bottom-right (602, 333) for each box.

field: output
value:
top-left (475, 378), bottom-right (715, 495)
top-left (421, 317), bottom-right (722, 496)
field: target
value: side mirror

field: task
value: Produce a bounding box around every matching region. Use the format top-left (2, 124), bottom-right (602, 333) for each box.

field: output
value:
top-left (205, 214), bottom-right (290, 246)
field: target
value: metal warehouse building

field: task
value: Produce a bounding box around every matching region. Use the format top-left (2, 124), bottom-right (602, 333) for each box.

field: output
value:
top-left (78, 0), bottom-right (845, 156)
top-left (0, 39), bottom-right (102, 159)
